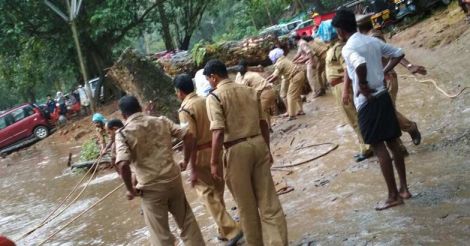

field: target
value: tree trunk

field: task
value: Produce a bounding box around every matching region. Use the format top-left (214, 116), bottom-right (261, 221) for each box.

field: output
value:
top-left (178, 34), bottom-right (192, 50)
top-left (157, 35), bottom-right (287, 76)
top-left (263, 0), bottom-right (275, 25)
top-left (106, 48), bottom-right (180, 121)
top-left (157, 1), bottom-right (175, 51)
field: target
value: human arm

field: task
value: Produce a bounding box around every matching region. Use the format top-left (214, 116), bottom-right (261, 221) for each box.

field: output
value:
top-left (206, 95), bottom-right (225, 180)
top-left (355, 63), bottom-right (375, 99)
top-left (178, 111), bottom-right (197, 171)
top-left (342, 72), bottom-right (353, 105)
top-left (210, 130), bottom-right (224, 180)
top-left (117, 160), bottom-right (138, 200)
top-left (380, 41), bottom-right (405, 75)
top-left (267, 67), bottom-right (280, 83)
top-left (399, 57), bottom-right (427, 75)
top-left (115, 131), bottom-right (139, 200)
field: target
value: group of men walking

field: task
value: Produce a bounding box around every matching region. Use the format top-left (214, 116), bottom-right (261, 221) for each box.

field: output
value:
top-left (107, 9), bottom-right (430, 246)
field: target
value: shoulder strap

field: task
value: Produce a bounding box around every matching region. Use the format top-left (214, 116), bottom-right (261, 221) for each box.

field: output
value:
top-left (178, 107), bottom-right (196, 122)
top-left (209, 90), bottom-right (221, 103)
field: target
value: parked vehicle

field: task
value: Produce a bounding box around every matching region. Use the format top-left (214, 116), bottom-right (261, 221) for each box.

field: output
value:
top-left (88, 77), bottom-right (104, 100)
top-left (291, 20), bottom-right (315, 37)
top-left (0, 104), bottom-right (51, 150)
top-left (394, 0), bottom-right (452, 20)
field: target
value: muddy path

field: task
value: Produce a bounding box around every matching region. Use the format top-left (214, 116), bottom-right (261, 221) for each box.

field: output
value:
top-left (1, 5), bottom-right (470, 246)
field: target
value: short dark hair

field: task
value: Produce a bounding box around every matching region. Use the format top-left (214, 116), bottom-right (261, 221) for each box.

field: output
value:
top-left (238, 59), bottom-right (248, 75)
top-left (293, 35), bottom-right (302, 41)
top-left (107, 118), bottom-right (124, 129)
top-left (46, 94), bottom-right (51, 97)
top-left (118, 96), bottom-right (142, 117)
top-left (203, 59), bottom-right (228, 78)
top-left (332, 9), bottom-right (357, 33)
top-left (358, 19), bottom-right (373, 33)
top-left (174, 74), bottom-right (195, 94)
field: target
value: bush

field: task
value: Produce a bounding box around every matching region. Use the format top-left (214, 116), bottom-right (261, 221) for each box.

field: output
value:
top-left (79, 139), bottom-right (100, 162)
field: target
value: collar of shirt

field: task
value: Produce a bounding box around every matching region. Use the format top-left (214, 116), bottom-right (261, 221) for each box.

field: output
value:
top-left (125, 112), bottom-right (145, 125)
top-left (216, 78), bottom-right (232, 89)
top-left (181, 92), bottom-right (197, 109)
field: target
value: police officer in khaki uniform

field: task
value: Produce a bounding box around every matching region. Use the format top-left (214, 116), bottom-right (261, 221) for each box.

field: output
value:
top-left (114, 96), bottom-right (205, 246)
top-left (204, 60), bottom-right (288, 246)
top-left (325, 38), bottom-right (373, 162)
top-left (235, 60), bottom-right (277, 129)
top-left (267, 48), bottom-right (306, 121)
top-left (357, 14), bottom-right (424, 147)
top-left (292, 36), bottom-right (329, 98)
top-left (174, 74), bottom-right (243, 245)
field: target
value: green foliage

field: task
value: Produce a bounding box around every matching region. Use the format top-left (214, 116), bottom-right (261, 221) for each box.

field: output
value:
top-left (79, 139), bottom-right (100, 162)
top-left (191, 41), bottom-right (207, 66)
top-left (0, 0), bottom-right (164, 108)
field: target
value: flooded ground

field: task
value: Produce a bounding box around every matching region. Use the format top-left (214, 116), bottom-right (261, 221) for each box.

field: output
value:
top-left (1, 5), bottom-right (470, 246)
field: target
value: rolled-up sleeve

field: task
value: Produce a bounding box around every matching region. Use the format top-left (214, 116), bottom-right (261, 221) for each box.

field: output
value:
top-left (380, 41), bottom-right (404, 58)
top-left (115, 130), bottom-right (131, 164)
top-left (178, 109), bottom-right (197, 137)
top-left (344, 48), bottom-right (366, 70)
top-left (206, 94), bottom-right (225, 130)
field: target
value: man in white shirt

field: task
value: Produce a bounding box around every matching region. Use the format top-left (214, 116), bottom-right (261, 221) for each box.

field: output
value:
top-left (332, 9), bottom-right (411, 211)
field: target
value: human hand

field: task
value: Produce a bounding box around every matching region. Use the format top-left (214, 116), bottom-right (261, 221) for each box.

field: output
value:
top-left (409, 65), bottom-right (427, 75)
top-left (211, 164), bottom-right (222, 181)
top-left (342, 90), bottom-right (351, 105)
top-left (189, 170), bottom-right (198, 188)
top-left (126, 188), bottom-right (139, 200)
top-left (357, 83), bottom-right (376, 101)
top-left (179, 161), bottom-right (188, 171)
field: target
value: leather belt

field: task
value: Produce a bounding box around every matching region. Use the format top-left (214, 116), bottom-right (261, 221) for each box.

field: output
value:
top-left (197, 142), bottom-right (212, 151)
top-left (223, 134), bottom-right (260, 149)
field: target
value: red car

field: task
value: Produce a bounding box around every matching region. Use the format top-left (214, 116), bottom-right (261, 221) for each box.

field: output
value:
top-left (0, 104), bottom-right (51, 151)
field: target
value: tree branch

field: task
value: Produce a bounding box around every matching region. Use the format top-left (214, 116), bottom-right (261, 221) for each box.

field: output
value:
top-left (110, 0), bottom-right (164, 45)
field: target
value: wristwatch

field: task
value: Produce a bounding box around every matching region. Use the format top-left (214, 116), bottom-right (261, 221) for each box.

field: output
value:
top-left (406, 63), bottom-right (413, 68)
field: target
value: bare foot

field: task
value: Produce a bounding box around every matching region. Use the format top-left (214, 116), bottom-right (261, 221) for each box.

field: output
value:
top-left (375, 197), bottom-right (404, 211)
top-left (281, 113), bottom-right (289, 118)
top-left (297, 111), bottom-right (306, 116)
top-left (399, 188), bottom-right (412, 199)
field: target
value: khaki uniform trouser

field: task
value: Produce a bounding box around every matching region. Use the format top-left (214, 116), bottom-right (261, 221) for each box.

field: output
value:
top-left (223, 136), bottom-right (288, 246)
top-left (280, 77), bottom-right (289, 100)
top-left (193, 149), bottom-right (241, 240)
top-left (260, 88), bottom-right (277, 127)
top-left (287, 72), bottom-right (306, 117)
top-left (140, 177), bottom-right (205, 246)
top-left (306, 56), bottom-right (326, 94)
top-left (331, 83), bottom-right (371, 155)
top-left (387, 72), bottom-right (414, 133)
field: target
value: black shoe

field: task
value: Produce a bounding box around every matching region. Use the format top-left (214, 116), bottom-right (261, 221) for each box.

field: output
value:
top-left (354, 151), bottom-right (373, 162)
top-left (227, 232), bottom-right (244, 246)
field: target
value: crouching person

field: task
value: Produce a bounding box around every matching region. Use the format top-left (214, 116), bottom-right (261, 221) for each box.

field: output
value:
top-left (115, 96), bottom-right (205, 246)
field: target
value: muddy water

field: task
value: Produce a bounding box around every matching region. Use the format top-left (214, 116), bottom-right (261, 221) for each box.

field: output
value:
top-left (0, 143), bottom-right (238, 245)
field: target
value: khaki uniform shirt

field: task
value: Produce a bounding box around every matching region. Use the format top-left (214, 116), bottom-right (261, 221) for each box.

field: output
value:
top-left (178, 92), bottom-right (211, 146)
top-left (235, 71), bottom-right (269, 92)
top-left (272, 56), bottom-right (300, 80)
top-left (325, 41), bottom-right (346, 83)
top-left (309, 40), bottom-right (329, 58)
top-left (95, 127), bottom-right (107, 148)
top-left (206, 79), bottom-right (265, 143)
top-left (115, 112), bottom-right (187, 190)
